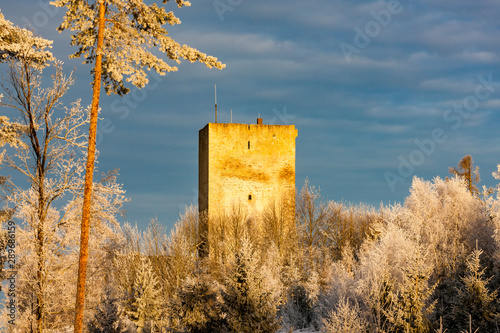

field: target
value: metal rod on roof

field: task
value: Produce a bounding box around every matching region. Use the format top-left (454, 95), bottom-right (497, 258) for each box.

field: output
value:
top-left (215, 84), bottom-right (218, 123)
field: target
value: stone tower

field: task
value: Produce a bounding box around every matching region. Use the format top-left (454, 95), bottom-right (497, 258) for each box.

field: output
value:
top-left (198, 118), bottom-right (298, 255)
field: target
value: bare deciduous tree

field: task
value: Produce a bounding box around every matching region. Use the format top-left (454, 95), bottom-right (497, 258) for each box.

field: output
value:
top-left (0, 12), bottom-right (127, 330)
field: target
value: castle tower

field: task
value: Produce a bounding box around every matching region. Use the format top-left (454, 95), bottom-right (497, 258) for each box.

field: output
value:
top-left (198, 118), bottom-right (298, 256)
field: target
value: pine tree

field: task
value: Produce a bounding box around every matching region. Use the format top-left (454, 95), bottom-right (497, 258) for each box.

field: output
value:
top-left (322, 297), bottom-right (367, 333)
top-left (87, 287), bottom-right (125, 333)
top-left (222, 237), bottom-right (280, 333)
top-left (127, 257), bottom-right (162, 333)
top-left (397, 254), bottom-right (435, 333)
top-left (50, 2), bottom-right (225, 330)
top-left (452, 248), bottom-right (499, 332)
top-left (170, 274), bottom-right (227, 333)
top-left (0, 9), bottom-right (54, 66)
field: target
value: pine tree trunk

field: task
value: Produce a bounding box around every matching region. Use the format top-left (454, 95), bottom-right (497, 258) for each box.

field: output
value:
top-left (73, 1), bottom-right (106, 332)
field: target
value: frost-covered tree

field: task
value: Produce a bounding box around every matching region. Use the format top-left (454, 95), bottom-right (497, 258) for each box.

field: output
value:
top-left (0, 115), bottom-right (25, 217)
top-left (0, 96), bottom-right (25, 287)
top-left (397, 254), bottom-right (435, 333)
top-left (0, 9), bottom-right (50, 287)
top-left (322, 297), bottom-right (367, 333)
top-left (323, 201), bottom-right (378, 260)
top-left (127, 257), bottom-right (162, 333)
top-left (0, 11), bottom-right (127, 330)
top-left (0, 15), bottom-right (83, 331)
top-left (0, 9), bottom-right (54, 66)
top-left (295, 179), bottom-right (332, 293)
top-left (491, 165), bottom-right (500, 258)
top-left (262, 199), bottom-right (297, 258)
top-left (207, 205), bottom-right (250, 267)
top-left (87, 286), bottom-right (125, 333)
top-left (355, 222), bottom-right (435, 332)
top-left (451, 248), bottom-right (499, 332)
top-left (296, 179), bottom-right (330, 250)
top-left (50, 1), bottom-right (225, 329)
top-left (493, 164), bottom-right (500, 190)
top-left (52, 0), bottom-right (225, 96)
top-left (163, 205), bottom-right (198, 296)
top-left (403, 176), bottom-right (492, 277)
top-left (280, 282), bottom-right (316, 330)
top-left (222, 237), bottom-right (280, 333)
top-left (169, 274), bottom-right (227, 333)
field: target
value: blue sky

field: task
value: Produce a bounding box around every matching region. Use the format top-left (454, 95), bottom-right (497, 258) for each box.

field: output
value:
top-left (2, 0), bottom-right (500, 230)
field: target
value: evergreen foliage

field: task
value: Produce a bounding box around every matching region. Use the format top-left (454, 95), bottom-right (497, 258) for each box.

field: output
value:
top-left (52, 0), bottom-right (225, 96)
top-left (280, 283), bottom-right (315, 330)
top-left (87, 287), bottom-right (125, 333)
top-left (222, 238), bottom-right (280, 333)
top-left (170, 275), bottom-right (227, 333)
top-left (322, 297), bottom-right (367, 333)
top-left (397, 255), bottom-right (435, 333)
top-left (127, 257), bottom-right (162, 333)
top-left (451, 248), bottom-right (499, 332)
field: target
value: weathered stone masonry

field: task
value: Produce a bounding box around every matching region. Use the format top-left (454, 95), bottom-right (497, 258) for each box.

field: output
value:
top-left (198, 119), bottom-right (297, 255)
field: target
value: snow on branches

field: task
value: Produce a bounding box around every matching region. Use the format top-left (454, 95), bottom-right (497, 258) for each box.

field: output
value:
top-left (0, 10), bottom-right (55, 68)
top-left (51, 0), bottom-right (225, 95)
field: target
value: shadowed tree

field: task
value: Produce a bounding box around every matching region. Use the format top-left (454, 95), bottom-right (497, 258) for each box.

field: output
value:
top-left (87, 286), bottom-right (126, 333)
top-left (51, 0), bottom-right (225, 331)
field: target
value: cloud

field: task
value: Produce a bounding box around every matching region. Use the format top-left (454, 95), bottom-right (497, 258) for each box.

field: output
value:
top-left (419, 78), bottom-right (477, 94)
top-left (3, 0), bottom-right (500, 229)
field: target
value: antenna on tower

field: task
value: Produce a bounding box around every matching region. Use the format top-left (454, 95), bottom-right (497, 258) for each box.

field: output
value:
top-left (214, 84), bottom-right (218, 123)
